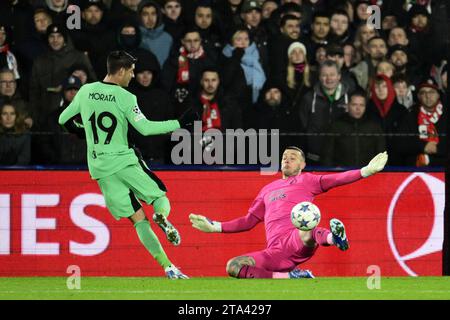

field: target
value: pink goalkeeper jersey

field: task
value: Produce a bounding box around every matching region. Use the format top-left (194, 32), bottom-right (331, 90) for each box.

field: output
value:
top-left (222, 170), bottom-right (362, 248)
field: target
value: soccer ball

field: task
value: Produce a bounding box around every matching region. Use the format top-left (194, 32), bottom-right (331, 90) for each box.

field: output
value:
top-left (291, 202), bottom-right (321, 231)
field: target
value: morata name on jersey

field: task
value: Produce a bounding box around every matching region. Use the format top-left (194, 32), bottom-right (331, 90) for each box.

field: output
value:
top-left (89, 92), bottom-right (116, 102)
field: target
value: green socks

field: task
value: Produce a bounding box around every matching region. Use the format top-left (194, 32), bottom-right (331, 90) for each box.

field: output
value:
top-left (134, 219), bottom-right (171, 269)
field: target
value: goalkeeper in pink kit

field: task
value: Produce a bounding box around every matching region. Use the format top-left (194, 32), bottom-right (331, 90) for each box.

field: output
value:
top-left (189, 147), bottom-right (388, 279)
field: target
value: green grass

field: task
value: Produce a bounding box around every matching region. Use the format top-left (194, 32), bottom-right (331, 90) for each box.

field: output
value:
top-left (0, 277), bottom-right (449, 300)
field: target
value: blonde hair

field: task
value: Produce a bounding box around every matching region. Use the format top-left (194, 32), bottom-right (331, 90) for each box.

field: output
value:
top-left (286, 51), bottom-right (311, 89)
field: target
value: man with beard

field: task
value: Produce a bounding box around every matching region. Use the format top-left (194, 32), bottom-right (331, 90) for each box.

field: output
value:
top-left (351, 36), bottom-right (388, 90)
top-left (394, 78), bottom-right (447, 167)
top-left (388, 44), bottom-right (421, 87)
top-left (256, 83), bottom-right (302, 152)
top-left (193, 2), bottom-right (223, 63)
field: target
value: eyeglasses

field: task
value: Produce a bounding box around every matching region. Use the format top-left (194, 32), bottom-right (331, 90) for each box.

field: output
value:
top-left (0, 80), bottom-right (16, 85)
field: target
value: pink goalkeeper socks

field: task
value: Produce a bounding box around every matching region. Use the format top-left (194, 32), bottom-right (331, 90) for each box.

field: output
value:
top-left (312, 227), bottom-right (333, 246)
top-left (238, 265), bottom-right (273, 278)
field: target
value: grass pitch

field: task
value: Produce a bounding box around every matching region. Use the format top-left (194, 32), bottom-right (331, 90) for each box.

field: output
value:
top-left (0, 277), bottom-right (449, 300)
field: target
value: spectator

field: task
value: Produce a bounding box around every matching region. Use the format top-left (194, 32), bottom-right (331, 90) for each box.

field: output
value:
top-left (45, 0), bottom-right (69, 25)
top-left (193, 2), bottom-right (223, 62)
top-left (68, 63), bottom-right (95, 85)
top-left (394, 78), bottom-right (446, 167)
top-left (41, 75), bottom-right (87, 165)
top-left (321, 90), bottom-right (385, 167)
top-left (367, 74), bottom-right (407, 165)
top-left (240, 0), bottom-right (269, 72)
top-left (388, 44), bottom-right (421, 87)
top-left (216, 0), bottom-right (244, 37)
top-left (267, 14), bottom-right (301, 79)
top-left (162, 0), bottom-right (186, 43)
top-left (351, 36), bottom-right (387, 90)
top-left (0, 101), bottom-right (30, 166)
top-left (29, 23), bottom-right (97, 127)
top-left (0, 24), bottom-right (20, 80)
top-left (376, 59), bottom-right (395, 79)
top-left (353, 23), bottom-right (378, 60)
top-left (221, 28), bottom-right (266, 127)
top-left (343, 42), bottom-right (358, 69)
top-left (69, 0), bottom-right (116, 79)
top-left (264, 1), bottom-right (302, 38)
top-left (15, 8), bottom-right (52, 81)
top-left (299, 60), bottom-right (351, 165)
top-left (440, 64), bottom-right (447, 104)
top-left (162, 29), bottom-right (216, 116)
top-left (407, 4), bottom-right (433, 69)
top-left (304, 11), bottom-right (330, 65)
top-left (261, 0), bottom-right (278, 20)
top-left (352, 0), bottom-right (371, 26)
top-left (325, 44), bottom-right (357, 92)
top-left (275, 41), bottom-right (311, 106)
top-left (329, 9), bottom-right (352, 46)
top-left (0, 0), bottom-right (33, 46)
top-left (0, 68), bottom-right (31, 127)
top-left (193, 68), bottom-right (241, 131)
top-left (392, 73), bottom-right (416, 111)
top-left (256, 82), bottom-right (303, 152)
top-left (128, 52), bottom-right (174, 164)
top-left (139, 1), bottom-right (173, 68)
top-left (387, 27), bottom-right (409, 47)
top-left (109, 0), bottom-right (142, 27)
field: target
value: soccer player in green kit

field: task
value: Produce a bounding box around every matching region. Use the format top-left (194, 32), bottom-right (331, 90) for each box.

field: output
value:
top-left (59, 51), bottom-right (196, 279)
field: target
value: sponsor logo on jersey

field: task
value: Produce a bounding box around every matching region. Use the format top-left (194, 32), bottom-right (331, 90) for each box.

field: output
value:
top-left (269, 189), bottom-right (286, 202)
top-left (89, 93), bottom-right (117, 102)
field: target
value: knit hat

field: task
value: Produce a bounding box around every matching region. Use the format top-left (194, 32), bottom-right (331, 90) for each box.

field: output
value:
top-left (388, 44), bottom-right (409, 58)
top-left (62, 75), bottom-right (82, 90)
top-left (80, 0), bottom-right (106, 11)
top-left (287, 42), bottom-right (307, 57)
top-left (418, 77), bottom-right (439, 92)
top-left (241, 0), bottom-right (262, 13)
top-left (46, 23), bottom-right (67, 41)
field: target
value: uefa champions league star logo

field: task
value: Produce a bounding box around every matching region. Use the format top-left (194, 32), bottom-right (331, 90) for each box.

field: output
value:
top-left (387, 173), bottom-right (444, 276)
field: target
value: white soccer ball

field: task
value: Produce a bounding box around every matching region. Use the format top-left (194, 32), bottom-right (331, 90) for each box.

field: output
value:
top-left (291, 201), bottom-right (321, 231)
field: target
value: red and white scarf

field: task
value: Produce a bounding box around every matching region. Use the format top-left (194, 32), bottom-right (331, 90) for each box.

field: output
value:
top-left (201, 95), bottom-right (221, 131)
top-left (176, 46), bottom-right (205, 85)
top-left (416, 102), bottom-right (443, 166)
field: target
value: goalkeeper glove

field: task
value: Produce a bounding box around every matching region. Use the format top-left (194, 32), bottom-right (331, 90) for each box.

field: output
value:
top-left (189, 213), bottom-right (222, 233)
top-left (62, 114), bottom-right (85, 139)
top-left (178, 107), bottom-right (200, 130)
top-left (361, 151), bottom-right (388, 178)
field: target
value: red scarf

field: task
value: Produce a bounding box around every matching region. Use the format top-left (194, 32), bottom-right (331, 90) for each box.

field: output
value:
top-left (416, 102), bottom-right (443, 166)
top-left (201, 95), bottom-right (221, 131)
top-left (370, 74), bottom-right (396, 118)
top-left (176, 46), bottom-right (205, 85)
top-left (417, 102), bottom-right (443, 143)
top-left (0, 44), bottom-right (9, 54)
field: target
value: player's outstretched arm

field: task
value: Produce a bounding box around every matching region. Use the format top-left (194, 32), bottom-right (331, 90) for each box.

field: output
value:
top-left (127, 105), bottom-right (200, 136)
top-left (360, 151), bottom-right (388, 178)
top-left (189, 214), bottom-right (222, 233)
top-left (317, 152), bottom-right (388, 192)
top-left (189, 212), bottom-right (262, 233)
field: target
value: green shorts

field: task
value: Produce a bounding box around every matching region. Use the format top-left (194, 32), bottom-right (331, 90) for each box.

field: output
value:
top-left (97, 162), bottom-right (167, 220)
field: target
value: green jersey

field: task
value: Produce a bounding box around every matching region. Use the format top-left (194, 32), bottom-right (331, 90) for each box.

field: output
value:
top-left (58, 81), bottom-right (180, 179)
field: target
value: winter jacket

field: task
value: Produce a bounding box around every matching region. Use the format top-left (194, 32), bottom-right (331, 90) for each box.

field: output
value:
top-left (321, 113), bottom-right (386, 167)
top-left (392, 104), bottom-right (447, 167)
top-left (0, 129), bottom-right (30, 165)
top-left (298, 82), bottom-right (351, 164)
top-left (29, 43), bottom-right (97, 127)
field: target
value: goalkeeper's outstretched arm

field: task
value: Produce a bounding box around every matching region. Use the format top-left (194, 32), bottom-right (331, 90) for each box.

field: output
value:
top-left (189, 213), bottom-right (262, 233)
top-left (318, 151), bottom-right (389, 192)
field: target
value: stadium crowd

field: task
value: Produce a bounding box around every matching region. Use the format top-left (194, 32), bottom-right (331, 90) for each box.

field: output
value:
top-left (0, 0), bottom-right (447, 167)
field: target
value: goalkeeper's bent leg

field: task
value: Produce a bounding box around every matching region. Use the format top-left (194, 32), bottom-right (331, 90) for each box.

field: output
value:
top-left (134, 219), bottom-right (172, 269)
top-left (311, 227), bottom-right (334, 246)
top-left (153, 196), bottom-right (171, 218)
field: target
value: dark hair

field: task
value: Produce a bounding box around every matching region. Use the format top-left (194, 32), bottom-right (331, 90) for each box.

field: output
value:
top-left (107, 51), bottom-right (137, 75)
top-left (201, 67), bottom-right (220, 77)
top-left (285, 146), bottom-right (305, 160)
top-left (280, 3), bottom-right (302, 15)
top-left (368, 36), bottom-right (386, 45)
top-left (312, 11), bottom-right (330, 22)
top-left (0, 101), bottom-right (27, 134)
top-left (280, 14), bottom-right (300, 28)
top-left (349, 88), bottom-right (367, 103)
top-left (330, 9), bottom-right (349, 20)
